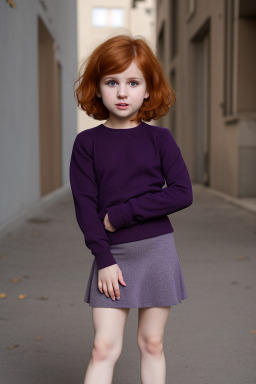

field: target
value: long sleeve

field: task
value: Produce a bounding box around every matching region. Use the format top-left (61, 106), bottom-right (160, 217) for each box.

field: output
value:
top-left (106, 128), bottom-right (193, 230)
top-left (69, 132), bottom-right (117, 270)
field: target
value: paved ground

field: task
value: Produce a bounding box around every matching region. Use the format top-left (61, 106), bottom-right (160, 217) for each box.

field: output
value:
top-left (0, 183), bottom-right (255, 384)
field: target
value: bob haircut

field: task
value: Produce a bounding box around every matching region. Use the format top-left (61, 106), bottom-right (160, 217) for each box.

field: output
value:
top-left (73, 34), bottom-right (176, 123)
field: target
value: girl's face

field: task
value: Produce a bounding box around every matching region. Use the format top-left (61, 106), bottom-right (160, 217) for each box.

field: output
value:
top-left (96, 60), bottom-right (149, 126)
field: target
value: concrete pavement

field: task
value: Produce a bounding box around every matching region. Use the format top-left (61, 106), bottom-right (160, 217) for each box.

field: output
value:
top-left (0, 183), bottom-right (255, 384)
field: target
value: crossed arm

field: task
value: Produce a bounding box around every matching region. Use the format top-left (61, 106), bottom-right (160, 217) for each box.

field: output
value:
top-left (105, 130), bottom-right (193, 231)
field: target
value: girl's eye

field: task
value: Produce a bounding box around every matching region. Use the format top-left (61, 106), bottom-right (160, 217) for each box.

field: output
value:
top-left (129, 81), bottom-right (138, 87)
top-left (107, 80), bottom-right (117, 86)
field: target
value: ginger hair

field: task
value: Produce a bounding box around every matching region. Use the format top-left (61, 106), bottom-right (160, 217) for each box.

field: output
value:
top-left (73, 34), bottom-right (176, 122)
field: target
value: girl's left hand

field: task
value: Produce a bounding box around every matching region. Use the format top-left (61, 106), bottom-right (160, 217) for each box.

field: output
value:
top-left (104, 212), bottom-right (117, 232)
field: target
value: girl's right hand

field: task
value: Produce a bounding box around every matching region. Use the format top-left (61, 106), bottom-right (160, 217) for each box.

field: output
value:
top-left (98, 264), bottom-right (126, 300)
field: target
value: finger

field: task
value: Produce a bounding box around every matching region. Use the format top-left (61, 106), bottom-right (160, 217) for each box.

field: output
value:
top-left (103, 282), bottom-right (109, 298)
top-left (98, 281), bottom-right (103, 293)
top-left (113, 282), bottom-right (120, 300)
top-left (107, 283), bottom-right (116, 301)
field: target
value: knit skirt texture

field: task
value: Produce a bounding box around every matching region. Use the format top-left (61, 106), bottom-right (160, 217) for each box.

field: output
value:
top-left (84, 232), bottom-right (188, 308)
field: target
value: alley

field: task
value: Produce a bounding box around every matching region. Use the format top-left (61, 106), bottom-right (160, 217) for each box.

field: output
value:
top-left (0, 184), bottom-right (255, 384)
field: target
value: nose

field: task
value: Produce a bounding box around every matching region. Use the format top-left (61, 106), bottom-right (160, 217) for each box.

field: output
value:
top-left (117, 84), bottom-right (128, 99)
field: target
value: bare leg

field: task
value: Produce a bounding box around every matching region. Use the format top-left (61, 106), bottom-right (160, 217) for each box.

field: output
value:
top-left (83, 307), bottom-right (130, 384)
top-left (137, 306), bottom-right (171, 384)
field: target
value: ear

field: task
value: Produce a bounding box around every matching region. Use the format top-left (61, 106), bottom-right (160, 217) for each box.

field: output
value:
top-left (96, 90), bottom-right (101, 98)
top-left (144, 89), bottom-right (150, 99)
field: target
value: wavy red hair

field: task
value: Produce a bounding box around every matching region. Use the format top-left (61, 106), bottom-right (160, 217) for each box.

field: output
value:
top-left (73, 34), bottom-right (176, 122)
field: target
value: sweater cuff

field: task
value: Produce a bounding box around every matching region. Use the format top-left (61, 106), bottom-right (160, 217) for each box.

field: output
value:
top-left (96, 250), bottom-right (117, 270)
top-left (106, 202), bottom-right (133, 230)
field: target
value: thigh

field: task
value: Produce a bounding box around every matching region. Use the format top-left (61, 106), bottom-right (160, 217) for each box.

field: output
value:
top-left (137, 306), bottom-right (171, 339)
top-left (92, 307), bottom-right (130, 344)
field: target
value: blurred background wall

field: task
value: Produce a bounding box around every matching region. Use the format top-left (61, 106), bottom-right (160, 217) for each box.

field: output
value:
top-left (156, 0), bottom-right (256, 198)
top-left (0, 0), bottom-right (77, 229)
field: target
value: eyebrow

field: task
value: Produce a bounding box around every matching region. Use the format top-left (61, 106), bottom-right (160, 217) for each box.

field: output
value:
top-left (104, 76), bottom-right (143, 81)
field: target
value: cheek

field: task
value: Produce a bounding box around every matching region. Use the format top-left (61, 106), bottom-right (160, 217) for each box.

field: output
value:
top-left (101, 88), bottom-right (114, 100)
top-left (134, 89), bottom-right (147, 100)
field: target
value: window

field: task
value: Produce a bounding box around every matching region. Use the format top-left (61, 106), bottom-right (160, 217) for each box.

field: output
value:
top-left (92, 8), bottom-right (124, 28)
top-left (223, 0), bottom-right (235, 116)
top-left (110, 9), bottom-right (124, 27)
top-left (92, 8), bottom-right (107, 27)
top-left (170, 0), bottom-right (178, 59)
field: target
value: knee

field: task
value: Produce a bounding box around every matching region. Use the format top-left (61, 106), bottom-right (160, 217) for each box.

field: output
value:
top-left (91, 336), bottom-right (122, 363)
top-left (137, 334), bottom-right (164, 356)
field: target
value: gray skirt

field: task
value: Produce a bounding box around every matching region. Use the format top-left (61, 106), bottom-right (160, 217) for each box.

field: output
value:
top-left (84, 232), bottom-right (188, 308)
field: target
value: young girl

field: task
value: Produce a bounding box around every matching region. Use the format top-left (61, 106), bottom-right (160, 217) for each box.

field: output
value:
top-left (69, 33), bottom-right (193, 384)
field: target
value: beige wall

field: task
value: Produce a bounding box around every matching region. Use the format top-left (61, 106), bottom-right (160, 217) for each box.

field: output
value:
top-left (156, 0), bottom-right (256, 198)
top-left (76, 0), bottom-right (156, 133)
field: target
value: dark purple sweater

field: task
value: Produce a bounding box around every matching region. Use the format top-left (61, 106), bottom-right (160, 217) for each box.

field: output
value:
top-left (69, 121), bottom-right (193, 270)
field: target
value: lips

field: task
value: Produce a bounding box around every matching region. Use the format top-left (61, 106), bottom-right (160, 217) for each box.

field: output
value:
top-left (115, 103), bottom-right (129, 110)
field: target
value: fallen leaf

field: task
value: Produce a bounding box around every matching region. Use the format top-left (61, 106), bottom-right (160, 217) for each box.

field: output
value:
top-left (7, 344), bottom-right (19, 350)
top-left (34, 336), bottom-right (41, 341)
top-left (39, 296), bottom-right (48, 300)
top-left (12, 278), bottom-right (20, 283)
top-left (23, 275), bottom-right (29, 279)
top-left (230, 281), bottom-right (238, 285)
top-left (31, 231), bottom-right (40, 237)
top-left (250, 330), bottom-right (256, 334)
top-left (17, 294), bottom-right (28, 300)
top-left (0, 293), bottom-right (7, 299)
top-left (237, 256), bottom-right (250, 261)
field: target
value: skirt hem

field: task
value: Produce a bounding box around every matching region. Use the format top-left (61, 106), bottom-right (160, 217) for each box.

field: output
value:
top-left (84, 294), bottom-right (188, 308)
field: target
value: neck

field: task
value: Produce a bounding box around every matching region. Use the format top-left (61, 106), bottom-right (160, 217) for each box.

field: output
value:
top-left (103, 118), bottom-right (141, 129)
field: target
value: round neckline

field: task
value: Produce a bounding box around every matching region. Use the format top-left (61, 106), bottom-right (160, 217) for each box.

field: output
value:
top-left (99, 121), bottom-right (145, 133)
